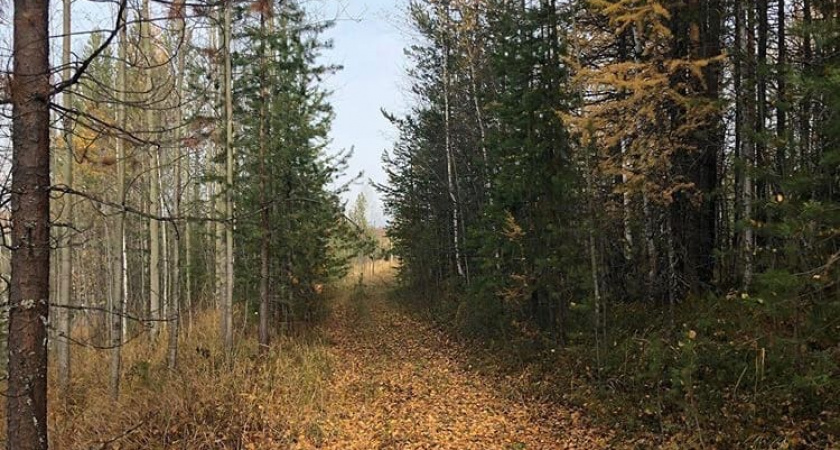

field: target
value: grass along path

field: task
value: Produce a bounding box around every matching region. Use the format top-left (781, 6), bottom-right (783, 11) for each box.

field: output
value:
top-left (298, 267), bottom-right (609, 449)
top-left (32, 264), bottom-right (607, 449)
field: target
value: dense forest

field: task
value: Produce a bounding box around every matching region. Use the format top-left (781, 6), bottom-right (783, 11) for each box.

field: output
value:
top-left (382, 0), bottom-right (839, 446)
top-left (0, 0), bottom-right (838, 448)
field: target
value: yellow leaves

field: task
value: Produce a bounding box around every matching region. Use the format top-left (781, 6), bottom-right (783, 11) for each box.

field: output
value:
top-left (43, 270), bottom-right (611, 449)
top-left (503, 211), bottom-right (524, 241)
top-left (588, 0), bottom-right (672, 39)
top-left (310, 274), bottom-right (611, 449)
top-left (649, 2), bottom-right (671, 20)
top-left (570, 1), bottom-right (722, 209)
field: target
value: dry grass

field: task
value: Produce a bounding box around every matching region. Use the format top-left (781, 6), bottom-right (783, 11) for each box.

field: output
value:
top-left (0, 265), bottom-right (403, 449)
top-left (2, 263), bottom-right (611, 449)
top-left (22, 307), bottom-right (334, 449)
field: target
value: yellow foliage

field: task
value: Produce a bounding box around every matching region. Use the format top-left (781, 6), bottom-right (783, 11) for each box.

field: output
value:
top-left (569, 0), bottom-right (721, 206)
top-left (503, 211), bottom-right (524, 241)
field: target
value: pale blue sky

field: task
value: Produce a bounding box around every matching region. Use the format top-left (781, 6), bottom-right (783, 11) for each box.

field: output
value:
top-left (319, 0), bottom-right (410, 227)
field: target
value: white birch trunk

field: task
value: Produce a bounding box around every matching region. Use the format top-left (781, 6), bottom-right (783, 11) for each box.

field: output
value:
top-left (110, 5), bottom-right (128, 400)
top-left (440, 2), bottom-right (464, 279)
top-left (221, 0), bottom-right (235, 354)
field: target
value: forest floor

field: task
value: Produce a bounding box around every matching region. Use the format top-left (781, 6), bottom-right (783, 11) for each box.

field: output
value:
top-left (5, 264), bottom-right (827, 448)
top-left (296, 266), bottom-right (610, 449)
top-left (7, 264), bottom-right (611, 449)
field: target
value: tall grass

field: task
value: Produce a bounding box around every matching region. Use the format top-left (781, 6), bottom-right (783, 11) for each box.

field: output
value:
top-left (2, 307), bottom-right (334, 449)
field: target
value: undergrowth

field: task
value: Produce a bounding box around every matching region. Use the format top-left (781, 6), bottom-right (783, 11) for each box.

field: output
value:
top-left (391, 283), bottom-right (840, 449)
top-left (2, 308), bottom-right (334, 449)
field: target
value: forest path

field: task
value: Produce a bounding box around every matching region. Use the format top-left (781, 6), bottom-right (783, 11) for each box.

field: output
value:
top-left (298, 266), bottom-right (608, 449)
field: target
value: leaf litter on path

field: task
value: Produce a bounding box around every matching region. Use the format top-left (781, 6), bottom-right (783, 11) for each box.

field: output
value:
top-left (295, 273), bottom-right (610, 449)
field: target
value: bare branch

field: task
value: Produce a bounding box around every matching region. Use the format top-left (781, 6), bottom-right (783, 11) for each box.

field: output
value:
top-left (50, 0), bottom-right (129, 98)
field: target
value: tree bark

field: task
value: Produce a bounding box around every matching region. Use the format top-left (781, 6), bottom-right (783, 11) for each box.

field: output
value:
top-left (776, 0), bottom-right (787, 182)
top-left (743, 0), bottom-right (757, 291)
top-left (222, 0), bottom-right (235, 355)
top-left (111, 3), bottom-right (128, 400)
top-left (440, 1), bottom-right (464, 279)
top-left (7, 0), bottom-right (51, 447)
top-left (258, 4), bottom-right (272, 354)
top-left (800, 0), bottom-right (812, 174)
top-left (57, 0), bottom-right (74, 393)
top-left (142, 0), bottom-right (162, 339)
top-left (168, 16), bottom-right (189, 372)
top-left (733, 0), bottom-right (744, 288)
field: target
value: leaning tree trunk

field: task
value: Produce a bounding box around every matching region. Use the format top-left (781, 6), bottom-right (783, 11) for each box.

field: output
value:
top-left (7, 0), bottom-right (51, 448)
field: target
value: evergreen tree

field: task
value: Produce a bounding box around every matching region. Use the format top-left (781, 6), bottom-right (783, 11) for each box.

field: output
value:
top-left (233, 0), bottom-right (350, 329)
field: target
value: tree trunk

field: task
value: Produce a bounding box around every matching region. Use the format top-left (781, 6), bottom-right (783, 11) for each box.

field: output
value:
top-left (643, 194), bottom-right (657, 301)
top-left (222, 0), bottom-right (235, 355)
top-left (800, 0), bottom-right (812, 174)
top-left (776, 0), bottom-right (787, 182)
top-left (756, 0), bottom-right (769, 244)
top-left (585, 137), bottom-right (604, 369)
top-left (168, 17), bottom-right (189, 372)
top-left (671, 0), bottom-right (719, 294)
top-left (7, 0), bottom-right (51, 447)
top-left (696, 0), bottom-right (721, 287)
top-left (733, 0), bottom-right (744, 288)
top-left (743, 0), bottom-right (757, 290)
top-left (207, 11), bottom-right (220, 314)
top-left (142, 0), bottom-right (162, 339)
top-left (111, 4), bottom-right (129, 400)
top-left (258, 5), bottom-right (272, 354)
top-left (185, 145), bottom-right (195, 325)
top-left (57, 0), bottom-right (74, 393)
top-left (440, 1), bottom-right (464, 279)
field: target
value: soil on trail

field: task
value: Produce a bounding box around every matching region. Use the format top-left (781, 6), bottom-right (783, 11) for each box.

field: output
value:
top-left (300, 269), bottom-right (608, 449)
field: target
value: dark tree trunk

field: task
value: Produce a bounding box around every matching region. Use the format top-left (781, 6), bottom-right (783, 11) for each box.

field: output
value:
top-left (695, 0), bottom-right (722, 288)
top-left (670, 0), bottom-right (720, 294)
top-left (800, 0), bottom-right (812, 172)
top-left (7, 0), bottom-right (52, 448)
top-left (733, 0), bottom-right (744, 282)
top-left (756, 0), bottom-right (769, 253)
top-left (777, 0), bottom-right (787, 182)
top-left (258, 8), bottom-right (271, 353)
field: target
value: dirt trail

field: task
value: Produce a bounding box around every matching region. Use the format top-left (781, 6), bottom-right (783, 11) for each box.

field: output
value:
top-left (299, 270), bottom-right (608, 449)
